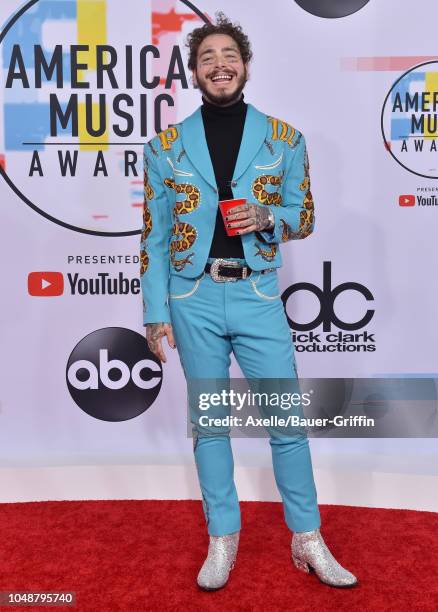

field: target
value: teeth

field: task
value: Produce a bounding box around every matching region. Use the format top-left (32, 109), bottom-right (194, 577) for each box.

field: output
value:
top-left (212, 74), bottom-right (232, 82)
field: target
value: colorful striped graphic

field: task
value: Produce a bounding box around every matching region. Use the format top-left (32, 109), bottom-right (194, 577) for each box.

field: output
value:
top-left (341, 56), bottom-right (438, 71)
top-left (425, 71), bottom-right (438, 140)
top-left (77, 0), bottom-right (108, 151)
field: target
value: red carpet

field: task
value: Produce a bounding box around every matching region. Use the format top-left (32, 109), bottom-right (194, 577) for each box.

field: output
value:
top-left (0, 500), bottom-right (437, 611)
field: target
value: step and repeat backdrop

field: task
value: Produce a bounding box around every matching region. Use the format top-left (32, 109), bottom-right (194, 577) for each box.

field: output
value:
top-left (1, 0), bottom-right (437, 505)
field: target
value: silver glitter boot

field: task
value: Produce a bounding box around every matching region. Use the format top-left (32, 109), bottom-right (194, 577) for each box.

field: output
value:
top-left (197, 531), bottom-right (240, 590)
top-left (291, 528), bottom-right (358, 587)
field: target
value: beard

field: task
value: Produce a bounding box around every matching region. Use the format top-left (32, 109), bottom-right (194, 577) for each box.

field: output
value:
top-left (195, 66), bottom-right (248, 106)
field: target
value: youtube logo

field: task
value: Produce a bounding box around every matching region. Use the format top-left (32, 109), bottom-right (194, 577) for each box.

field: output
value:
top-left (28, 272), bottom-right (64, 297)
top-left (399, 194), bottom-right (415, 207)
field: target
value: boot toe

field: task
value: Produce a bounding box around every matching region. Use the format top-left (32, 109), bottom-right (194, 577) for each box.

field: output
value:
top-left (197, 564), bottom-right (230, 590)
top-left (196, 532), bottom-right (239, 590)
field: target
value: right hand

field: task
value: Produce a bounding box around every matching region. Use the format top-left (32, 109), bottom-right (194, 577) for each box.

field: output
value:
top-left (145, 322), bottom-right (176, 363)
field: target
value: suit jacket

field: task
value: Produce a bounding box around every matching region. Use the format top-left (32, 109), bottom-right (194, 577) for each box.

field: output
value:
top-left (140, 102), bottom-right (315, 324)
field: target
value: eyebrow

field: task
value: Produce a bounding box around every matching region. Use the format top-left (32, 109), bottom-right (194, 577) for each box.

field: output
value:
top-left (199, 46), bottom-right (239, 58)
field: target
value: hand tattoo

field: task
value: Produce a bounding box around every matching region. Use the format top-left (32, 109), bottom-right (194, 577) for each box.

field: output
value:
top-left (146, 323), bottom-right (166, 354)
top-left (225, 202), bottom-right (274, 235)
top-left (251, 204), bottom-right (273, 231)
top-left (146, 322), bottom-right (174, 362)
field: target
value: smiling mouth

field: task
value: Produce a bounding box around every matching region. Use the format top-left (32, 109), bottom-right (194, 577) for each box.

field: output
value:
top-left (210, 73), bottom-right (234, 85)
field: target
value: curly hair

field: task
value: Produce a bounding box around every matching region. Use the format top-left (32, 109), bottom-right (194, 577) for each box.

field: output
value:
top-left (185, 11), bottom-right (253, 71)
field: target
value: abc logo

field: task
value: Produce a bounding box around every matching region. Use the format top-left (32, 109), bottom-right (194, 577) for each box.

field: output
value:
top-left (282, 261), bottom-right (374, 332)
top-left (66, 327), bottom-right (162, 421)
top-left (294, 0), bottom-right (370, 18)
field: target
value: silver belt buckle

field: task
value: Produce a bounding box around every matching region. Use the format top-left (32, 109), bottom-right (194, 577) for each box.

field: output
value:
top-left (210, 258), bottom-right (241, 282)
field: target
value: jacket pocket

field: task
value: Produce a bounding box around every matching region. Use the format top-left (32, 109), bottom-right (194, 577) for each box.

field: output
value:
top-left (169, 272), bottom-right (205, 299)
top-left (249, 270), bottom-right (281, 300)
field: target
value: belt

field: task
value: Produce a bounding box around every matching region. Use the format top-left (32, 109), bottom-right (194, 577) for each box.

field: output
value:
top-left (205, 258), bottom-right (274, 282)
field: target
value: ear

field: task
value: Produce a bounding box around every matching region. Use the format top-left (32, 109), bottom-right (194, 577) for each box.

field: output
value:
top-left (191, 70), bottom-right (198, 87)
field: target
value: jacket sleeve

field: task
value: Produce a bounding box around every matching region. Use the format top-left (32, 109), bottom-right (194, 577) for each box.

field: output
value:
top-left (140, 142), bottom-right (173, 325)
top-left (256, 132), bottom-right (315, 245)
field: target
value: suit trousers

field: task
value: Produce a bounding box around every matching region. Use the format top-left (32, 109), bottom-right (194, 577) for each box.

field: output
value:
top-left (168, 257), bottom-right (321, 536)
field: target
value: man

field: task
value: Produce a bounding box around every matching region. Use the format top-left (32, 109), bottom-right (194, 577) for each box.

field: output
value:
top-left (140, 12), bottom-right (357, 590)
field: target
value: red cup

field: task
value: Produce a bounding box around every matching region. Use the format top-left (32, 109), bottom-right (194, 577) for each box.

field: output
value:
top-left (218, 198), bottom-right (247, 236)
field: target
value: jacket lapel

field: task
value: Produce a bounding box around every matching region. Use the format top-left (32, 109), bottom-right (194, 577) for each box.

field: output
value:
top-left (181, 102), bottom-right (268, 190)
top-left (181, 106), bottom-right (216, 189)
top-left (232, 103), bottom-right (268, 181)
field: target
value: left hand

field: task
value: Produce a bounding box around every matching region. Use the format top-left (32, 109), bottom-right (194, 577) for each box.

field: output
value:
top-left (224, 202), bottom-right (272, 235)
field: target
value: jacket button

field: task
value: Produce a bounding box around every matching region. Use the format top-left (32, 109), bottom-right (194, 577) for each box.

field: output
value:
top-left (231, 181), bottom-right (237, 187)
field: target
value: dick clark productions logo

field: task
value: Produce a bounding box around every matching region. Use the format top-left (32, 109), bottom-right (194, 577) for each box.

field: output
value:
top-left (66, 327), bottom-right (163, 422)
top-left (281, 262), bottom-right (376, 353)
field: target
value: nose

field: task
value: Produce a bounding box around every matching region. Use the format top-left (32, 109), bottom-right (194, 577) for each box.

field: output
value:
top-left (213, 56), bottom-right (227, 69)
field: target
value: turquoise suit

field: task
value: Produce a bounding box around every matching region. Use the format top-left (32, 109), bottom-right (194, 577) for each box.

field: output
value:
top-left (140, 102), bottom-right (320, 536)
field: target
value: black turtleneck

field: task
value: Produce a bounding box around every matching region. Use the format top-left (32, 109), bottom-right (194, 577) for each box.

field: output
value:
top-left (201, 93), bottom-right (247, 258)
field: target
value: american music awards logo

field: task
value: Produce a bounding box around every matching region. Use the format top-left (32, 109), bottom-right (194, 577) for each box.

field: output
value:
top-left (381, 60), bottom-right (438, 180)
top-left (0, 0), bottom-right (208, 236)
